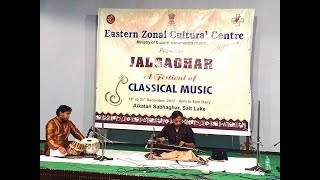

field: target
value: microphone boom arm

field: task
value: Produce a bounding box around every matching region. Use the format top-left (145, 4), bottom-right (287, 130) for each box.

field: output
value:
top-left (274, 141), bottom-right (280, 146)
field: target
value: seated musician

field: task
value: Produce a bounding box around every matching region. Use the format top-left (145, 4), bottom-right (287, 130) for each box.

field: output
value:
top-left (44, 105), bottom-right (85, 157)
top-left (157, 111), bottom-right (195, 148)
top-left (146, 111), bottom-right (203, 162)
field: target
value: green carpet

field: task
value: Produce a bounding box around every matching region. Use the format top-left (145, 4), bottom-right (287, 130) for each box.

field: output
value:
top-left (40, 143), bottom-right (280, 179)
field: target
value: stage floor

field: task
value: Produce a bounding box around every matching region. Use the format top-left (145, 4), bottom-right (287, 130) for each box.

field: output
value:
top-left (40, 149), bottom-right (265, 176)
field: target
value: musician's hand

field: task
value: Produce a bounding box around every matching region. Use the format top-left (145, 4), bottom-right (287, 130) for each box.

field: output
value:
top-left (158, 137), bottom-right (166, 143)
top-left (58, 146), bottom-right (67, 154)
top-left (179, 141), bottom-right (185, 146)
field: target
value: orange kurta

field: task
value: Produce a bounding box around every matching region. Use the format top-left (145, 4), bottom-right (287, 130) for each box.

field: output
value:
top-left (45, 117), bottom-right (84, 156)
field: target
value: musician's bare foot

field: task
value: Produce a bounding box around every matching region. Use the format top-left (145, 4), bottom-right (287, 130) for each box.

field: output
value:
top-left (144, 153), bottom-right (150, 158)
top-left (144, 153), bottom-right (155, 159)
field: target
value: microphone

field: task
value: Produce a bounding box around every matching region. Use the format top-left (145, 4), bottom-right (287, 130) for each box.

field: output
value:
top-left (194, 148), bottom-right (207, 153)
top-left (86, 126), bottom-right (93, 138)
top-left (147, 127), bottom-right (157, 144)
top-left (274, 142), bottom-right (280, 146)
top-left (152, 127), bottom-right (156, 140)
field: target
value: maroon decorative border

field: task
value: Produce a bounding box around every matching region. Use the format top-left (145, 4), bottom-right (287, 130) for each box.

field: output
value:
top-left (95, 112), bottom-right (248, 131)
top-left (40, 168), bottom-right (186, 180)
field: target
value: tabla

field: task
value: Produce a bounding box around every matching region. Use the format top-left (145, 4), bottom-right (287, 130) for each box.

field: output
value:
top-left (67, 139), bottom-right (85, 156)
top-left (81, 138), bottom-right (100, 155)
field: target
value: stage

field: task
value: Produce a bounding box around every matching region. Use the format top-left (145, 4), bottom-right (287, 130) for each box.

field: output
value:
top-left (40, 148), bottom-right (279, 179)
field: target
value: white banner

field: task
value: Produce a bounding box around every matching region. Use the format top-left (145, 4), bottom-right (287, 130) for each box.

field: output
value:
top-left (95, 8), bottom-right (254, 136)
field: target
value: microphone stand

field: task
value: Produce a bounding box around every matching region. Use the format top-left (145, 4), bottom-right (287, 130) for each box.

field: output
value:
top-left (147, 127), bottom-right (156, 159)
top-left (274, 142), bottom-right (280, 172)
top-left (92, 123), bottom-right (113, 161)
top-left (245, 101), bottom-right (270, 173)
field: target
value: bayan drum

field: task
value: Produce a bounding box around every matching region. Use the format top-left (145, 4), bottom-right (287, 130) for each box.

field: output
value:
top-left (81, 138), bottom-right (100, 155)
top-left (67, 139), bottom-right (85, 156)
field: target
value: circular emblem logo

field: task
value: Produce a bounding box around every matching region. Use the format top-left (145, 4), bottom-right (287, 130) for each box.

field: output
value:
top-left (106, 14), bottom-right (115, 24)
